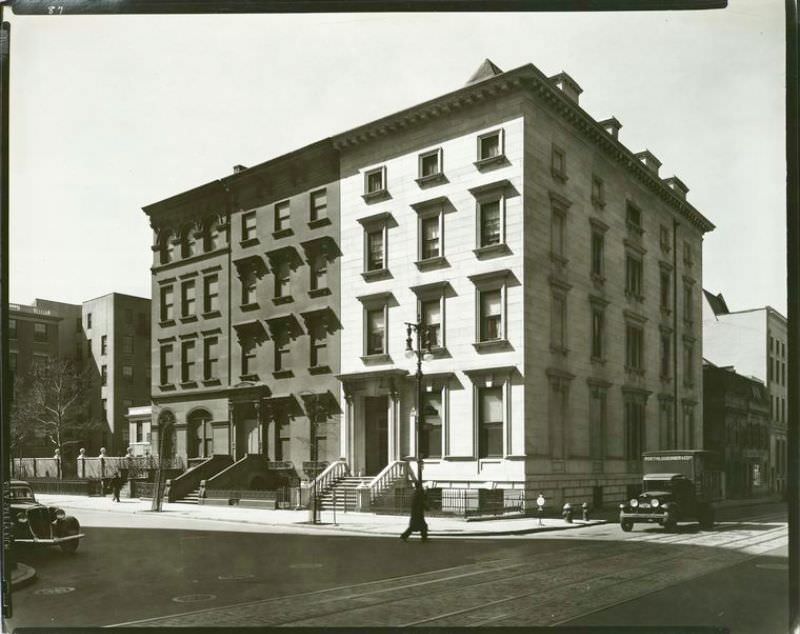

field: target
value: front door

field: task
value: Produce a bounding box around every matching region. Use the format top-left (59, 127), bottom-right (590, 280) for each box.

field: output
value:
top-left (364, 396), bottom-right (389, 476)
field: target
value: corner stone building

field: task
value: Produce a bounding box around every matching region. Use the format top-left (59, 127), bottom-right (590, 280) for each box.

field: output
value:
top-left (145, 60), bottom-right (714, 508)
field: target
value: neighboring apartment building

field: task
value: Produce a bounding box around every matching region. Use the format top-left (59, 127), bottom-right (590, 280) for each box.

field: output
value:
top-left (703, 361), bottom-right (771, 499)
top-left (10, 294), bottom-right (151, 457)
top-left (143, 141), bottom-right (342, 476)
top-left (144, 59), bottom-right (714, 507)
top-left (702, 291), bottom-right (788, 493)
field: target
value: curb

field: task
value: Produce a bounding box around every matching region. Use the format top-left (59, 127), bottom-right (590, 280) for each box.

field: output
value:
top-left (11, 563), bottom-right (37, 590)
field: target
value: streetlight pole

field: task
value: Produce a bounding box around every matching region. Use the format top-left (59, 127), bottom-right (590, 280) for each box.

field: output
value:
top-left (405, 312), bottom-right (432, 517)
top-left (300, 390), bottom-right (323, 524)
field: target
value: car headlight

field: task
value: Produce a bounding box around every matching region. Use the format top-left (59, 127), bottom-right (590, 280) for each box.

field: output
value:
top-left (16, 512), bottom-right (27, 523)
top-left (630, 499), bottom-right (639, 508)
top-left (651, 498), bottom-right (660, 508)
top-left (54, 509), bottom-right (66, 520)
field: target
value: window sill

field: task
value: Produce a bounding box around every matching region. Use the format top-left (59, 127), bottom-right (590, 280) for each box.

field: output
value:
top-left (308, 365), bottom-right (332, 375)
top-left (361, 268), bottom-right (391, 282)
top-left (550, 345), bottom-right (569, 356)
top-left (472, 339), bottom-right (511, 353)
top-left (273, 295), bottom-right (294, 306)
top-left (473, 155), bottom-right (507, 170)
top-left (625, 292), bottom-right (645, 303)
top-left (361, 189), bottom-right (390, 203)
top-left (240, 302), bottom-right (260, 312)
top-left (549, 252), bottom-right (569, 267)
top-left (428, 346), bottom-right (449, 359)
top-left (273, 370), bottom-right (294, 379)
top-left (179, 381), bottom-right (198, 390)
top-left (660, 374), bottom-right (672, 383)
top-left (624, 367), bottom-right (646, 377)
top-left (308, 217), bottom-right (331, 229)
top-left (683, 319), bottom-right (694, 329)
top-left (179, 315), bottom-right (198, 324)
top-left (590, 273), bottom-right (606, 287)
top-left (308, 287), bottom-right (332, 298)
top-left (158, 383), bottom-right (176, 392)
top-left (239, 237), bottom-right (260, 249)
top-left (414, 256), bottom-right (448, 271)
top-left (473, 243), bottom-right (511, 260)
top-left (202, 310), bottom-right (222, 320)
top-left (272, 228), bottom-right (294, 240)
top-left (591, 196), bottom-right (606, 209)
top-left (239, 374), bottom-right (260, 382)
top-left (361, 353), bottom-right (391, 364)
top-left (660, 307), bottom-right (672, 318)
top-left (159, 319), bottom-right (176, 328)
top-left (415, 172), bottom-right (446, 187)
top-left (202, 378), bottom-right (222, 387)
top-left (626, 223), bottom-right (645, 238)
top-left (551, 169), bottom-right (569, 183)
top-left (590, 356), bottom-right (606, 366)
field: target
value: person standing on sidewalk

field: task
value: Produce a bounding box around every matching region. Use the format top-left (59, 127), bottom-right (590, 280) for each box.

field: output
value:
top-left (400, 483), bottom-right (428, 542)
top-left (111, 472), bottom-right (122, 502)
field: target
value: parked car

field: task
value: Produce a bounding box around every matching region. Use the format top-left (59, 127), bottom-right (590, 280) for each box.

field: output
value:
top-left (8, 480), bottom-right (83, 553)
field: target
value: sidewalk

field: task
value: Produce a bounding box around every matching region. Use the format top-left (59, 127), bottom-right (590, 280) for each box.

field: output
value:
top-left (33, 493), bottom-right (607, 538)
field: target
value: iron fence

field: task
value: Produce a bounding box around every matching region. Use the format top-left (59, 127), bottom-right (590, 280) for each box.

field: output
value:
top-left (28, 479), bottom-right (102, 496)
top-left (372, 488), bottom-right (525, 518)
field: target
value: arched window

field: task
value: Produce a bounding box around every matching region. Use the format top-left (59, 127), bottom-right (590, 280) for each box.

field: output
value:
top-left (181, 230), bottom-right (198, 259)
top-left (204, 221), bottom-right (221, 252)
top-left (188, 409), bottom-right (213, 459)
top-left (159, 231), bottom-right (175, 265)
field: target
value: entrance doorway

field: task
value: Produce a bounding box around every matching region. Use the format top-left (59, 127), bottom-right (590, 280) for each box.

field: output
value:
top-left (364, 396), bottom-right (389, 476)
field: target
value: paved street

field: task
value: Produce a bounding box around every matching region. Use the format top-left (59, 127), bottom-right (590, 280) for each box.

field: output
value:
top-left (3, 502), bottom-right (787, 631)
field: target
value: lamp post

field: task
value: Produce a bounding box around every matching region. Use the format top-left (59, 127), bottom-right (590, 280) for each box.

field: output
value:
top-left (404, 312), bottom-right (434, 509)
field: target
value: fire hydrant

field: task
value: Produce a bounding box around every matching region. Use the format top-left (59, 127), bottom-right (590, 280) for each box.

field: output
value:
top-left (582, 502), bottom-right (589, 521)
top-left (562, 502), bottom-right (573, 523)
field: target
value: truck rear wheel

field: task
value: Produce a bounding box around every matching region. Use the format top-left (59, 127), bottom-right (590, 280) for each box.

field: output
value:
top-left (620, 519), bottom-right (633, 532)
top-left (59, 517), bottom-right (80, 554)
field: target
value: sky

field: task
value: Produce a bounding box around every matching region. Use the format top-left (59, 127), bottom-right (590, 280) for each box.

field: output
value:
top-left (6, 1), bottom-right (787, 315)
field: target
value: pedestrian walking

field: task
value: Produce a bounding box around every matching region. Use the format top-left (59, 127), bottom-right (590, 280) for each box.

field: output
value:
top-left (111, 472), bottom-right (122, 502)
top-left (400, 482), bottom-right (428, 542)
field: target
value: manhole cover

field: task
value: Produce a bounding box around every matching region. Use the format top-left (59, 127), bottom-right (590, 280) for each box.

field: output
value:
top-left (218, 574), bottom-right (255, 581)
top-left (755, 563), bottom-right (788, 571)
top-left (35, 587), bottom-right (75, 595)
top-left (172, 593), bottom-right (216, 603)
top-left (290, 563), bottom-right (323, 569)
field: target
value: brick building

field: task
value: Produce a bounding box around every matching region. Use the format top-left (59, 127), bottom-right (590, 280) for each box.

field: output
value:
top-left (144, 59), bottom-right (714, 507)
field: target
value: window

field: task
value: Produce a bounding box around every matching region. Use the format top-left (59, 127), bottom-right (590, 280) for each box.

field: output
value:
top-left (310, 253), bottom-right (328, 291)
top-left (241, 211), bottom-right (257, 242)
top-left (683, 240), bottom-right (694, 266)
top-left (682, 403), bottom-right (695, 447)
top-left (478, 386), bottom-right (503, 458)
top-left (421, 299), bottom-right (442, 349)
top-left (589, 385), bottom-right (607, 460)
top-left (203, 336), bottom-right (219, 380)
top-left (624, 399), bottom-right (645, 460)
top-left (626, 202), bottom-right (642, 232)
top-left (309, 321), bottom-right (328, 368)
top-left (86, 313), bottom-right (92, 329)
top-left (9, 318), bottom-right (15, 339)
top-left (625, 256), bottom-right (643, 299)
top-left (364, 166), bottom-right (386, 195)
top-left (366, 308), bottom-right (386, 356)
top-left (660, 225), bottom-right (671, 252)
top-left (160, 285), bottom-right (174, 322)
top-left (32, 354), bottom-right (47, 371)
top-left (551, 293), bottom-right (567, 352)
top-left (420, 215), bottom-right (441, 260)
top-left (274, 259), bottom-right (291, 298)
top-left (591, 175), bottom-right (605, 207)
top-left (101, 399), bottom-right (107, 422)
top-left (660, 269), bottom-right (671, 311)
top-left (479, 199), bottom-right (503, 248)
top-left (241, 340), bottom-right (257, 377)
top-left (625, 324), bottom-right (644, 371)
top-left (122, 335), bottom-right (133, 354)
top-left (660, 332), bottom-right (671, 379)
top-left (683, 282), bottom-right (694, 323)
top-left (477, 130), bottom-right (503, 162)
top-left (204, 221), bottom-right (221, 251)
top-left (309, 189), bottom-right (327, 222)
top-left (158, 232), bottom-right (175, 265)
top-left (160, 344), bottom-right (174, 385)
top-left (181, 231), bottom-right (198, 259)
top-left (590, 230), bottom-right (604, 278)
top-left (9, 352), bottom-right (16, 373)
top-left (418, 149), bottom-right (442, 178)
top-left (241, 270), bottom-right (257, 305)
top-left (366, 228), bottom-right (385, 271)
top-left (181, 341), bottom-right (196, 383)
top-left (277, 421), bottom-right (291, 461)
top-left (684, 340), bottom-right (695, 386)
top-left (591, 307), bottom-right (604, 360)
top-left (181, 280), bottom-right (196, 317)
top-left (101, 335), bottom-right (108, 355)
top-left (274, 200), bottom-right (291, 233)
top-left (203, 274), bottom-right (219, 313)
top-left (122, 365), bottom-right (133, 381)
top-left (479, 289), bottom-right (503, 341)
top-left (551, 144), bottom-right (567, 181)
top-left (274, 328), bottom-right (290, 372)
top-left (101, 364), bottom-right (108, 386)
top-left (135, 421), bottom-right (144, 443)
top-left (86, 340), bottom-right (92, 358)
top-left (551, 209), bottom-right (566, 260)
top-left (420, 390), bottom-right (442, 458)
top-left (660, 399), bottom-right (675, 449)
top-left (33, 322), bottom-right (47, 342)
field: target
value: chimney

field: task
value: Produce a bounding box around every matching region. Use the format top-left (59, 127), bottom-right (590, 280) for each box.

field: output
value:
top-left (635, 150), bottom-right (662, 176)
top-left (598, 117), bottom-right (622, 139)
top-left (549, 71), bottom-right (583, 104)
top-left (664, 176), bottom-right (690, 200)
top-left (233, 164), bottom-right (248, 174)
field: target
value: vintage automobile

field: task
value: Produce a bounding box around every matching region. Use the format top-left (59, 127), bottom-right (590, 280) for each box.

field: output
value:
top-left (8, 480), bottom-right (83, 553)
top-left (619, 451), bottom-right (721, 532)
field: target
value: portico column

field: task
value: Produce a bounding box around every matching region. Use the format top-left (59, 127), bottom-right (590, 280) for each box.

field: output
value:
top-left (255, 401), bottom-right (262, 456)
top-left (343, 388), bottom-right (354, 465)
top-left (388, 385), bottom-right (400, 461)
top-left (228, 402), bottom-right (236, 459)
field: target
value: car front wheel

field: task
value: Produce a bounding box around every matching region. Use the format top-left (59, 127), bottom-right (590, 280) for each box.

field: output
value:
top-left (58, 517), bottom-right (80, 554)
top-left (620, 519), bottom-right (633, 532)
